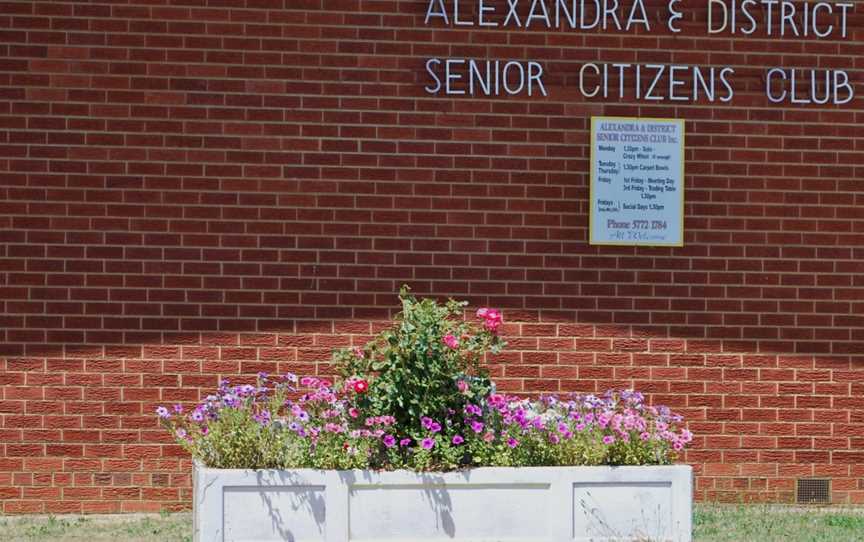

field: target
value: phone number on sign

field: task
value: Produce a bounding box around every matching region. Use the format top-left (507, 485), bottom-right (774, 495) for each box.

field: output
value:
top-left (632, 220), bottom-right (667, 230)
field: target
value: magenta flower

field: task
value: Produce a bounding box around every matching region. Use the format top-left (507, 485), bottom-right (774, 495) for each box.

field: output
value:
top-left (383, 435), bottom-right (396, 448)
top-left (507, 437), bottom-right (519, 448)
top-left (452, 435), bottom-right (464, 445)
top-left (478, 308), bottom-right (502, 333)
top-left (421, 437), bottom-right (435, 450)
top-left (400, 438), bottom-right (412, 447)
top-left (442, 334), bottom-right (459, 349)
top-left (465, 404), bottom-right (482, 416)
top-left (603, 435), bottom-right (615, 445)
top-left (430, 422), bottom-right (441, 433)
top-left (470, 420), bottom-right (485, 433)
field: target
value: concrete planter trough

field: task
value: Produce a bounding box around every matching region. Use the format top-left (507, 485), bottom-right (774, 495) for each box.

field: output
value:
top-left (193, 462), bottom-right (692, 542)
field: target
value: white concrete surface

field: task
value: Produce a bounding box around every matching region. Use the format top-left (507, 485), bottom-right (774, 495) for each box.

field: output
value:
top-left (193, 463), bottom-right (693, 542)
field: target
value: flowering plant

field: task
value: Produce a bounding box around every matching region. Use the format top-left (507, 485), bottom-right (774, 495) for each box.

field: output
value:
top-left (333, 286), bottom-right (505, 465)
top-left (157, 289), bottom-right (693, 471)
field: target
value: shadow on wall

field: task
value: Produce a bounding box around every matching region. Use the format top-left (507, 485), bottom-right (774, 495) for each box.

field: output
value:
top-left (256, 470), bottom-right (327, 542)
top-left (3, 286), bottom-right (861, 368)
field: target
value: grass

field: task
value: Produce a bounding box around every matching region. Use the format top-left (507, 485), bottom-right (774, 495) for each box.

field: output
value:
top-left (0, 504), bottom-right (862, 541)
top-left (694, 504), bottom-right (864, 542)
top-left (0, 511), bottom-right (192, 542)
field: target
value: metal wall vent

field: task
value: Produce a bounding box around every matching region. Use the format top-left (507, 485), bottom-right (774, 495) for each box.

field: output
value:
top-left (796, 478), bottom-right (831, 505)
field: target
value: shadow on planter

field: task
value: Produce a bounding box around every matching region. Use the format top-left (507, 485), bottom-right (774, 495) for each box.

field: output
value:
top-left (195, 464), bottom-right (693, 541)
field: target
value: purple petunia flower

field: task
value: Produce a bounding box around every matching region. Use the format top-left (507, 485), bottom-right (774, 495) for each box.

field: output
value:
top-left (506, 437), bottom-right (519, 448)
top-left (452, 435), bottom-right (464, 445)
top-left (190, 409), bottom-right (205, 423)
top-left (430, 422), bottom-right (441, 434)
top-left (253, 410), bottom-right (271, 426)
top-left (399, 438), bottom-right (412, 447)
top-left (421, 437), bottom-right (435, 450)
top-left (173, 404), bottom-right (184, 414)
top-left (603, 435), bottom-right (615, 445)
top-left (383, 435), bottom-right (396, 448)
top-left (156, 406), bottom-right (170, 419)
top-left (238, 384), bottom-right (256, 396)
top-left (470, 420), bottom-right (485, 433)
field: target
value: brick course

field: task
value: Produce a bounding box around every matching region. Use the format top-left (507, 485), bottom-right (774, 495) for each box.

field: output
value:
top-left (1, 0), bottom-right (863, 512)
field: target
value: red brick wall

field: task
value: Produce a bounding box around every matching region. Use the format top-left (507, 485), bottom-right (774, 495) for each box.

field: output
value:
top-left (1, 0), bottom-right (863, 513)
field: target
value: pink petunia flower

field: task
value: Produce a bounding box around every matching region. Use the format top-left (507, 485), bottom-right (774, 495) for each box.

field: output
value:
top-left (442, 334), bottom-right (459, 349)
